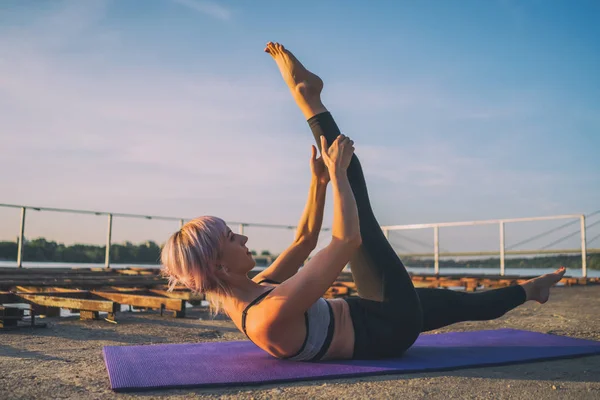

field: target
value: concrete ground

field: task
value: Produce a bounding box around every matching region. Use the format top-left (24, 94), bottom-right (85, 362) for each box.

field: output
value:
top-left (1, 285), bottom-right (599, 400)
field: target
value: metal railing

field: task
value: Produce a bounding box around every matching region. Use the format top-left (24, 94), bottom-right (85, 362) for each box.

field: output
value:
top-left (381, 213), bottom-right (593, 277)
top-left (1, 203), bottom-right (596, 277)
top-left (0, 203), bottom-right (313, 268)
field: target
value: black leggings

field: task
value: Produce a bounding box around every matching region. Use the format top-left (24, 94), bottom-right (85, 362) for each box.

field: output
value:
top-left (307, 112), bottom-right (526, 360)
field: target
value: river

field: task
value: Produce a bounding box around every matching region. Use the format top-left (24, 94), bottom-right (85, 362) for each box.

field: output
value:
top-left (1, 261), bottom-right (596, 277)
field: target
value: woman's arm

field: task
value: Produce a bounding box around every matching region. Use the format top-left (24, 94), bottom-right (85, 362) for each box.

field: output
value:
top-left (293, 175), bottom-right (327, 245)
top-left (294, 143), bottom-right (330, 244)
top-left (263, 135), bottom-right (361, 321)
top-left (253, 175), bottom-right (327, 284)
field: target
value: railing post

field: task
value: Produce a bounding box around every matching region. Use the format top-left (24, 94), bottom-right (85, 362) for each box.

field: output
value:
top-left (179, 219), bottom-right (185, 229)
top-left (238, 223), bottom-right (245, 235)
top-left (105, 214), bottom-right (113, 269)
top-left (434, 225), bottom-right (439, 274)
top-left (499, 221), bottom-right (505, 276)
top-left (382, 227), bottom-right (389, 239)
top-left (17, 207), bottom-right (26, 268)
top-left (581, 215), bottom-right (587, 278)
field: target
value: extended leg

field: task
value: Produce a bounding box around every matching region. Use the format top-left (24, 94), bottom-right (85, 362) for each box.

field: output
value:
top-left (417, 286), bottom-right (526, 332)
top-left (417, 267), bottom-right (566, 331)
top-left (265, 42), bottom-right (420, 315)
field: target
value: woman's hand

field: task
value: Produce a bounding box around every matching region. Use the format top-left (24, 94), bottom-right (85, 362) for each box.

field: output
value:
top-left (320, 134), bottom-right (354, 177)
top-left (310, 145), bottom-right (330, 185)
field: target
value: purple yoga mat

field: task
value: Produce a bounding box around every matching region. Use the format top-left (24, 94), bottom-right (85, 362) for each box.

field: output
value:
top-left (103, 328), bottom-right (600, 392)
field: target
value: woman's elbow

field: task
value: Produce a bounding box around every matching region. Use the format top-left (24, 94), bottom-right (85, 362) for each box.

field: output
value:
top-left (295, 237), bottom-right (318, 251)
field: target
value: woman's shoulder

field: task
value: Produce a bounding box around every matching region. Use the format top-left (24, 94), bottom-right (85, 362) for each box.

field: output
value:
top-left (246, 293), bottom-right (309, 358)
top-left (225, 284), bottom-right (278, 333)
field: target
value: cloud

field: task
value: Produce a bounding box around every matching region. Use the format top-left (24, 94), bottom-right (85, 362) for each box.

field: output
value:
top-left (170, 0), bottom-right (232, 21)
top-left (0, 1), bottom-right (305, 238)
top-left (1, 0), bottom-right (596, 252)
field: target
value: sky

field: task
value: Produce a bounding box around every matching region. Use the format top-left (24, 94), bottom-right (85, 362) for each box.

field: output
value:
top-left (1, 0), bottom-right (599, 257)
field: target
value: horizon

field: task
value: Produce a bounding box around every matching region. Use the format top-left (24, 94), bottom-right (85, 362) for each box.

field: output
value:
top-left (1, 0), bottom-right (599, 255)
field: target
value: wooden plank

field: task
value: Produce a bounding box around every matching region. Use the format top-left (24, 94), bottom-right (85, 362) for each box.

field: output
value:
top-left (80, 310), bottom-right (100, 320)
top-left (0, 267), bottom-right (119, 275)
top-left (15, 286), bottom-right (89, 294)
top-left (0, 278), bottom-right (166, 290)
top-left (324, 286), bottom-right (349, 298)
top-left (335, 282), bottom-right (357, 289)
top-left (0, 267), bottom-right (159, 278)
top-left (0, 269), bottom-right (110, 274)
top-left (435, 279), bottom-right (464, 288)
top-left (15, 293), bottom-right (118, 313)
top-left (413, 281), bottom-right (440, 288)
top-left (92, 291), bottom-right (185, 312)
top-left (114, 269), bottom-right (158, 276)
top-left (148, 289), bottom-right (204, 301)
top-left (2, 267), bottom-right (598, 311)
top-left (15, 291), bottom-right (90, 299)
top-left (0, 273), bottom-right (165, 280)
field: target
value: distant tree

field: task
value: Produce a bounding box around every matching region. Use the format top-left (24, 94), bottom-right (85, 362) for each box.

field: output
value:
top-left (0, 238), bottom-right (598, 270)
top-left (0, 241), bottom-right (18, 261)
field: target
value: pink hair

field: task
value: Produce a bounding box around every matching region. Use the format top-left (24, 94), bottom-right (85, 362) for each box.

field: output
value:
top-left (160, 216), bottom-right (231, 314)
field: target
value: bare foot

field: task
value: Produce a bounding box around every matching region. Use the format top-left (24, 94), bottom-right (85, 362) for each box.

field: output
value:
top-left (520, 267), bottom-right (567, 304)
top-left (264, 42), bottom-right (324, 105)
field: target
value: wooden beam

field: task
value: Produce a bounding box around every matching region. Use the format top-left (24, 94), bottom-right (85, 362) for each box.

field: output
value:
top-left (15, 286), bottom-right (88, 294)
top-left (0, 277), bottom-right (166, 290)
top-left (114, 269), bottom-right (157, 276)
top-left (91, 291), bottom-right (185, 312)
top-left (148, 289), bottom-right (204, 301)
top-left (15, 293), bottom-right (118, 313)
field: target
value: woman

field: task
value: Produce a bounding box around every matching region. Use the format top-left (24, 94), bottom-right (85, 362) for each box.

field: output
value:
top-left (160, 42), bottom-right (566, 362)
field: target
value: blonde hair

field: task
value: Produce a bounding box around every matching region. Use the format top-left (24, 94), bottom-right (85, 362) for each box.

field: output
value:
top-left (160, 216), bottom-right (231, 315)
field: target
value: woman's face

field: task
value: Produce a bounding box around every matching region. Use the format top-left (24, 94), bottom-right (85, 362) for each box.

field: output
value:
top-left (218, 226), bottom-right (256, 273)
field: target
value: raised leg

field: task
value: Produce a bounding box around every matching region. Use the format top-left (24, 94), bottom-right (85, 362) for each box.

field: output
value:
top-left (265, 42), bottom-right (420, 317)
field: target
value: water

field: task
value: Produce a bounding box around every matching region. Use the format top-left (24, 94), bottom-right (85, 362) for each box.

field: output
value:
top-left (1, 261), bottom-right (597, 277)
top-left (0, 261), bottom-right (162, 269)
top-left (405, 266), bottom-right (598, 278)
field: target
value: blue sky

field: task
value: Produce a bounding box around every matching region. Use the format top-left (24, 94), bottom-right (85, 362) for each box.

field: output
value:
top-left (1, 0), bottom-right (599, 256)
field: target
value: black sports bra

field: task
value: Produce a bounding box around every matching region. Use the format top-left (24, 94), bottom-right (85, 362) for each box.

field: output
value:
top-left (240, 278), bottom-right (335, 361)
top-left (241, 279), bottom-right (280, 335)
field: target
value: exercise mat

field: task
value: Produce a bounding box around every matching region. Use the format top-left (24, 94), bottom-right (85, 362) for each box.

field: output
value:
top-left (103, 328), bottom-right (600, 392)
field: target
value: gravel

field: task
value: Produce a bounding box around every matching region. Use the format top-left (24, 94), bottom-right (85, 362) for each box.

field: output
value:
top-left (1, 285), bottom-right (599, 399)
